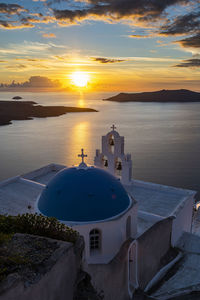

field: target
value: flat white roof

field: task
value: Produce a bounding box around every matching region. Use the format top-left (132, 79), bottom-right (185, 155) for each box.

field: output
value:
top-left (22, 163), bottom-right (66, 184)
top-left (0, 164), bottom-right (196, 219)
top-left (0, 177), bottom-right (44, 215)
top-left (125, 179), bottom-right (196, 218)
top-left (0, 163), bottom-right (65, 216)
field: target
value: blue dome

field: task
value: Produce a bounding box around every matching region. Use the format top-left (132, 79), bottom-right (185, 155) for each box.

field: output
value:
top-left (38, 167), bottom-right (131, 222)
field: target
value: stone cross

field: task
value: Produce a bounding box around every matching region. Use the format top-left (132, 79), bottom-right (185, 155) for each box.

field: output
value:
top-left (111, 124), bottom-right (116, 131)
top-left (78, 148), bottom-right (87, 163)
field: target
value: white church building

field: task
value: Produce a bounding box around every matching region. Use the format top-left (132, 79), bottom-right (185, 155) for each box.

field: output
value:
top-left (0, 126), bottom-right (197, 300)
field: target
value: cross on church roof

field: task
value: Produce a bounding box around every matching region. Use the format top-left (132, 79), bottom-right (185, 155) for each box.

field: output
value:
top-left (78, 148), bottom-right (87, 163)
top-left (111, 124), bottom-right (116, 131)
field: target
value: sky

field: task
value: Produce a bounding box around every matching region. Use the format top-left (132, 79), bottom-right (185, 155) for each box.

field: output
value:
top-left (0, 0), bottom-right (199, 92)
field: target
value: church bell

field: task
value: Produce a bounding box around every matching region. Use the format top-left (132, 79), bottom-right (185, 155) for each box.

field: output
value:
top-left (109, 138), bottom-right (114, 146)
top-left (104, 159), bottom-right (108, 167)
top-left (116, 162), bottom-right (122, 171)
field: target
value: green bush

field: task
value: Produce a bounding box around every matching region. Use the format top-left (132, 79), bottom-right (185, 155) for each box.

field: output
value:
top-left (0, 233), bottom-right (13, 245)
top-left (0, 214), bottom-right (79, 244)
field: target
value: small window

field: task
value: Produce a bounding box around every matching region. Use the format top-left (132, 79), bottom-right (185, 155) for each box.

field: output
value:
top-left (90, 229), bottom-right (101, 252)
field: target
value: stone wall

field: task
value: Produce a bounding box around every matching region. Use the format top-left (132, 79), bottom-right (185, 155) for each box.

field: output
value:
top-left (137, 217), bottom-right (173, 289)
top-left (86, 239), bottom-right (133, 300)
top-left (171, 195), bottom-right (194, 246)
top-left (0, 233), bottom-right (84, 300)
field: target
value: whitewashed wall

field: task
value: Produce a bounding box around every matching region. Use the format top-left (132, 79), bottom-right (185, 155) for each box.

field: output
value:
top-left (72, 203), bottom-right (137, 264)
top-left (171, 195), bottom-right (194, 246)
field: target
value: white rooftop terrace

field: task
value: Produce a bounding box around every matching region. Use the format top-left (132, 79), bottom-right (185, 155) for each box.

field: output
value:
top-left (125, 179), bottom-right (196, 218)
top-left (0, 164), bottom-right (65, 215)
top-left (22, 163), bottom-right (66, 184)
top-left (0, 164), bottom-right (196, 220)
top-left (0, 177), bottom-right (44, 215)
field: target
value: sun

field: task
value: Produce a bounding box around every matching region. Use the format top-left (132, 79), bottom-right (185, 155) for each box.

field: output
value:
top-left (71, 71), bottom-right (90, 88)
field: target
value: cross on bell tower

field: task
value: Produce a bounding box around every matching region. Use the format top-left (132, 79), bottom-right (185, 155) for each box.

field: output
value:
top-left (78, 148), bottom-right (87, 164)
top-left (111, 124), bottom-right (116, 131)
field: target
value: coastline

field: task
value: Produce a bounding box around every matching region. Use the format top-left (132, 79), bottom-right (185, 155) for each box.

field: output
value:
top-left (0, 100), bottom-right (97, 126)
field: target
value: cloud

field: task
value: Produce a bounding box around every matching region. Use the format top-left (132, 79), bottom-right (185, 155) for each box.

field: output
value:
top-left (54, 55), bottom-right (65, 60)
top-left (26, 58), bottom-right (41, 61)
top-left (21, 76), bottom-right (60, 87)
top-left (52, 0), bottom-right (191, 25)
top-left (0, 41), bottom-right (64, 57)
top-left (20, 15), bottom-right (56, 25)
top-left (0, 2), bottom-right (55, 30)
top-left (42, 32), bottom-right (56, 38)
top-left (0, 0), bottom-right (199, 58)
top-left (175, 33), bottom-right (200, 48)
top-left (0, 19), bottom-right (34, 29)
top-left (0, 3), bottom-right (27, 15)
top-left (91, 56), bottom-right (179, 63)
top-left (160, 11), bottom-right (200, 36)
top-left (91, 57), bottom-right (126, 63)
top-left (0, 76), bottom-right (61, 88)
top-left (6, 64), bottom-right (27, 70)
top-left (174, 58), bottom-right (200, 67)
top-left (0, 3), bottom-right (33, 29)
top-left (159, 9), bottom-right (200, 50)
top-left (129, 34), bottom-right (151, 38)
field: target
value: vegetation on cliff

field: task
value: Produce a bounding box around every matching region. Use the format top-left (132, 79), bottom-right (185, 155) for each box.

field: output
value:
top-left (0, 214), bottom-right (79, 283)
top-left (0, 213), bottom-right (79, 244)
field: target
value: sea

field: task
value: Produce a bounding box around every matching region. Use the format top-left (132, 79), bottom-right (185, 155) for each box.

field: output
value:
top-left (0, 91), bottom-right (200, 199)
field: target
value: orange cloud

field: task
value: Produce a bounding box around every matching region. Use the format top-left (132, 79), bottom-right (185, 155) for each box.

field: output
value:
top-left (42, 33), bottom-right (56, 38)
top-left (129, 34), bottom-right (152, 38)
top-left (0, 20), bottom-right (34, 29)
top-left (91, 57), bottom-right (127, 63)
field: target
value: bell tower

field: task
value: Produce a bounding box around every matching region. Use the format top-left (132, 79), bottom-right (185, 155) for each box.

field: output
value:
top-left (94, 125), bottom-right (132, 185)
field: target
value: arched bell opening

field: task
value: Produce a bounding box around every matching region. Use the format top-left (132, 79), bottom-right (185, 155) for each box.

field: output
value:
top-left (115, 157), bottom-right (122, 177)
top-left (108, 134), bottom-right (115, 154)
top-left (102, 155), bottom-right (108, 169)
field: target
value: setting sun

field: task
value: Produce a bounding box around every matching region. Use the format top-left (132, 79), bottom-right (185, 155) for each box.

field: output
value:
top-left (71, 71), bottom-right (90, 88)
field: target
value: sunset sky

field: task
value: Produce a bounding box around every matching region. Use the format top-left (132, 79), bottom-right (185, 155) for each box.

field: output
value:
top-left (0, 0), bottom-right (199, 92)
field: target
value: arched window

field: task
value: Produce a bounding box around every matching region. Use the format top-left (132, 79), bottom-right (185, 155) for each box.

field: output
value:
top-left (90, 229), bottom-right (101, 252)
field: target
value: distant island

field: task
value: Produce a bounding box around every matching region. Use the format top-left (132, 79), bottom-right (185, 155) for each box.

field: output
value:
top-left (12, 96), bottom-right (22, 100)
top-left (104, 89), bottom-right (200, 102)
top-left (0, 101), bottom-right (97, 126)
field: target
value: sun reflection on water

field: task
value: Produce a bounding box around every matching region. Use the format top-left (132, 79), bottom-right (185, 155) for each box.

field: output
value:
top-left (69, 122), bottom-right (91, 166)
top-left (77, 91), bottom-right (85, 107)
top-left (78, 97), bottom-right (85, 108)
